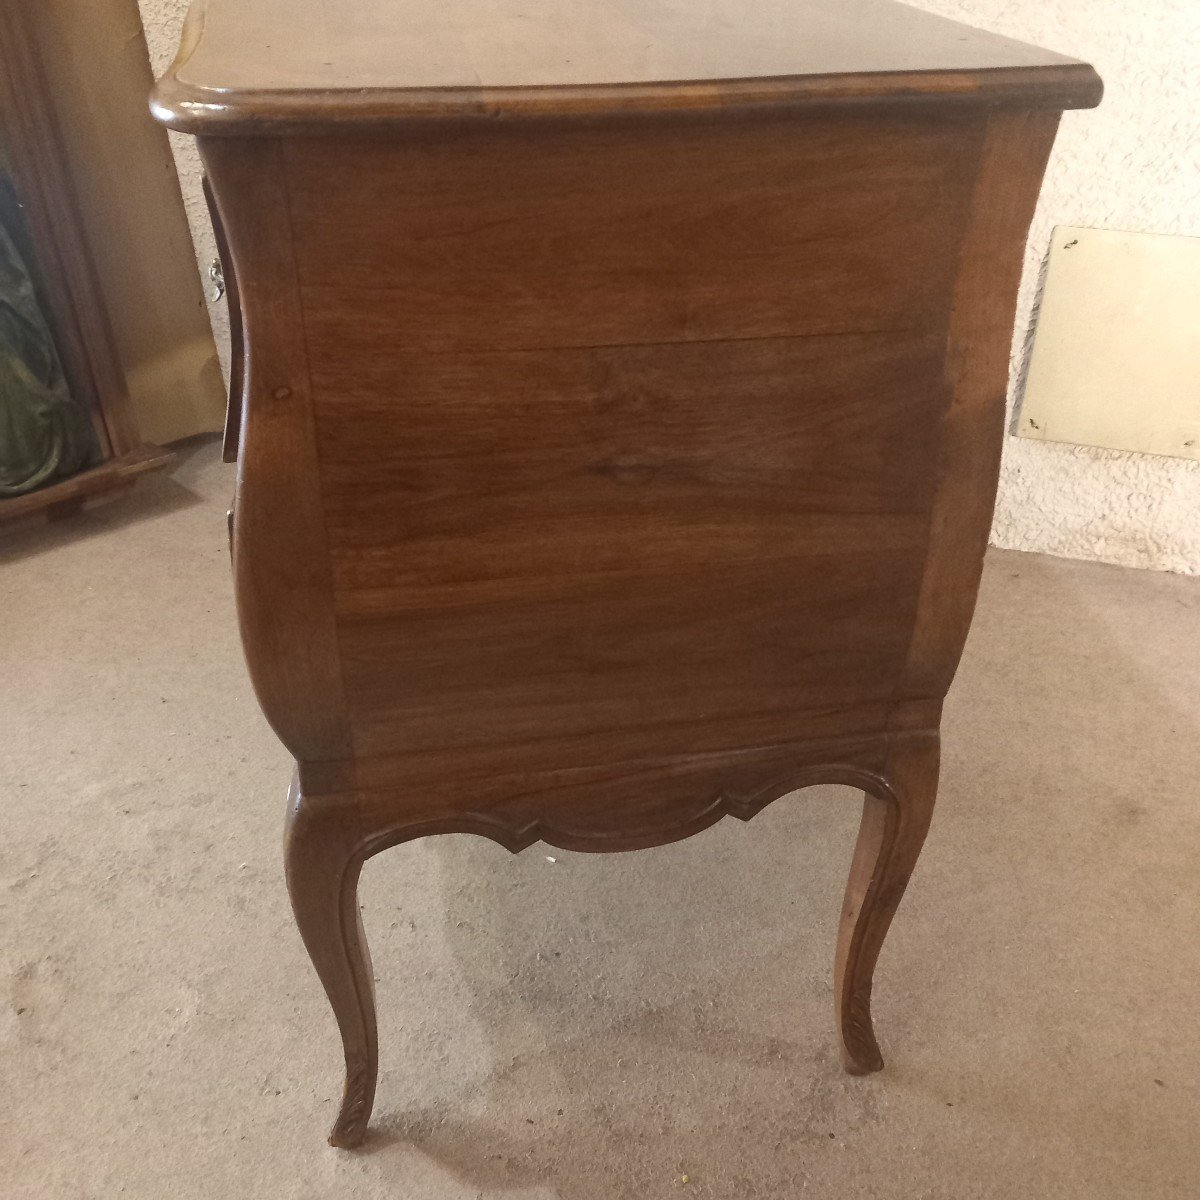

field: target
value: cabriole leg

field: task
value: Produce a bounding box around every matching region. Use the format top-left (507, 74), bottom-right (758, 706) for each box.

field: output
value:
top-left (834, 732), bottom-right (940, 1073)
top-left (283, 778), bottom-right (377, 1148)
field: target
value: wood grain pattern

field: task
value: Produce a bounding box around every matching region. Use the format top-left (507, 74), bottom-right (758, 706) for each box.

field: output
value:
top-left (893, 110), bottom-right (1062, 717)
top-left (176, 10), bottom-right (1099, 1146)
top-left (285, 116), bottom-right (977, 354)
top-left (285, 120), bottom-right (961, 783)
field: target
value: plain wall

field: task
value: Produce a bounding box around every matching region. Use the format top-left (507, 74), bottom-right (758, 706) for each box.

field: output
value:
top-left (138, 0), bottom-right (1200, 572)
top-left (910, 0), bottom-right (1200, 574)
top-left (139, 0), bottom-right (231, 391)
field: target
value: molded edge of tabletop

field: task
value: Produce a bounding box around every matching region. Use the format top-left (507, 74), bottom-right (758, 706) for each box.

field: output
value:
top-left (151, 1), bottom-right (1103, 135)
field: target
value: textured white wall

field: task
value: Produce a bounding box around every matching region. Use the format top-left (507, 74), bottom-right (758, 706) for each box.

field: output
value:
top-left (138, 0), bottom-right (230, 383)
top-left (139, 0), bottom-right (1200, 572)
top-left (908, 0), bottom-right (1200, 573)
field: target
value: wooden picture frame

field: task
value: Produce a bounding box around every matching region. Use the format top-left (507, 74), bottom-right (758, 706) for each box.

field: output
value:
top-left (0, 0), bottom-right (171, 523)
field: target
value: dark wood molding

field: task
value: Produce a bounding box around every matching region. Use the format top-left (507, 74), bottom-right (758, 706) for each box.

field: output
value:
top-left (151, 0), bottom-right (1101, 136)
top-left (154, 64), bottom-right (1102, 136)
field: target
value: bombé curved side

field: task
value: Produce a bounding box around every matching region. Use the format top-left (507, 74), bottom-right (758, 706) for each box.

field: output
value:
top-left (199, 136), bottom-right (353, 766)
top-left (894, 110), bottom-right (1064, 713)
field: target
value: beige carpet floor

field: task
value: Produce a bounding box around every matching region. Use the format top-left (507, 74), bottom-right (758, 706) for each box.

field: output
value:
top-left (3, 436), bottom-right (1198, 1198)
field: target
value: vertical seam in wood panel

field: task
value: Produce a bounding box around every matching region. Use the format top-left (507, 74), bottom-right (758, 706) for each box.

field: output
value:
top-left (890, 110), bottom-right (1060, 723)
top-left (885, 115), bottom-right (991, 731)
top-left (277, 137), bottom-right (360, 772)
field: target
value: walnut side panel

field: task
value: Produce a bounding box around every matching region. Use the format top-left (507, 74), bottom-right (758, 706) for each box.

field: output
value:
top-left (278, 114), bottom-right (998, 789)
top-left (312, 332), bottom-right (947, 768)
top-left (201, 109), bottom-right (1048, 815)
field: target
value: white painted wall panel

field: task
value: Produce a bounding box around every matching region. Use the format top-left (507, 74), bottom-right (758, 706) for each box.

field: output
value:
top-left (138, 0), bottom-right (230, 386)
top-left (1019, 226), bottom-right (1200, 463)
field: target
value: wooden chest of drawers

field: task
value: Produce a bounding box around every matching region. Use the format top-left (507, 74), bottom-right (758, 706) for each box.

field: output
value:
top-left (154, 0), bottom-right (1100, 1148)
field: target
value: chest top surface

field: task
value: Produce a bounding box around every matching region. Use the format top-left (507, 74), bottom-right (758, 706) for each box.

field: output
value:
top-left (154, 0), bottom-right (1101, 130)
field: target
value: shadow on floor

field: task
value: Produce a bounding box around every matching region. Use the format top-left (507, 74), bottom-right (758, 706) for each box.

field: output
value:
top-left (347, 549), bottom-right (1200, 1198)
top-left (0, 435), bottom-right (220, 566)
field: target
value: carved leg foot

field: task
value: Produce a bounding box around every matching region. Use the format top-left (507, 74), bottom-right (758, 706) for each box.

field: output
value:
top-left (284, 778), bottom-right (377, 1148)
top-left (834, 732), bottom-right (939, 1074)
